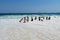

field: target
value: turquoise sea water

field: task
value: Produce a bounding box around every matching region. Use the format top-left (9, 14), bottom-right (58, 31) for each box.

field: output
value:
top-left (0, 13), bottom-right (60, 19)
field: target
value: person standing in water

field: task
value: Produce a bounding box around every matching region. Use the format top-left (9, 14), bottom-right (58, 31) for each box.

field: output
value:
top-left (38, 17), bottom-right (44, 21)
top-left (35, 16), bottom-right (37, 20)
top-left (31, 17), bottom-right (33, 21)
top-left (39, 17), bottom-right (40, 21)
top-left (27, 16), bottom-right (29, 22)
top-left (23, 16), bottom-right (29, 23)
top-left (46, 16), bottom-right (51, 20)
top-left (23, 17), bottom-right (27, 23)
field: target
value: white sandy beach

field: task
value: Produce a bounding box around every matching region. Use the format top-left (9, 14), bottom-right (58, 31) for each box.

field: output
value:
top-left (0, 16), bottom-right (60, 40)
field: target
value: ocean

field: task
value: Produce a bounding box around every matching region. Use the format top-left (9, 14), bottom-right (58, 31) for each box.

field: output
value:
top-left (0, 13), bottom-right (60, 19)
top-left (0, 13), bottom-right (60, 40)
top-left (0, 13), bottom-right (60, 15)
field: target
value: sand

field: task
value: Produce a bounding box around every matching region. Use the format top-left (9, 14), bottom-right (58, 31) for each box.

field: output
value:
top-left (0, 16), bottom-right (60, 40)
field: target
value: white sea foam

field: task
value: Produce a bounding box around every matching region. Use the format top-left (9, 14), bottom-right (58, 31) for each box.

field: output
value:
top-left (0, 15), bottom-right (60, 40)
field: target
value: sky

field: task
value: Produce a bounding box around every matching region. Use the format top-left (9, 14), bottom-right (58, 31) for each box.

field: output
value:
top-left (0, 0), bottom-right (60, 13)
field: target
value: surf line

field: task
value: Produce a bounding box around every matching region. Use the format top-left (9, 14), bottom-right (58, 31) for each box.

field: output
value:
top-left (19, 16), bottom-right (51, 23)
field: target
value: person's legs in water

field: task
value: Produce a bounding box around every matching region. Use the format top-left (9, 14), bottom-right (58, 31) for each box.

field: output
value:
top-left (31, 17), bottom-right (33, 21)
top-left (19, 18), bottom-right (23, 22)
top-left (23, 17), bottom-right (26, 23)
top-left (27, 16), bottom-right (29, 22)
top-left (35, 16), bottom-right (37, 20)
top-left (46, 17), bottom-right (51, 20)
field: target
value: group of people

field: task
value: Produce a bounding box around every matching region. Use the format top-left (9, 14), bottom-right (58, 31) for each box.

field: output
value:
top-left (19, 16), bottom-right (51, 23)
